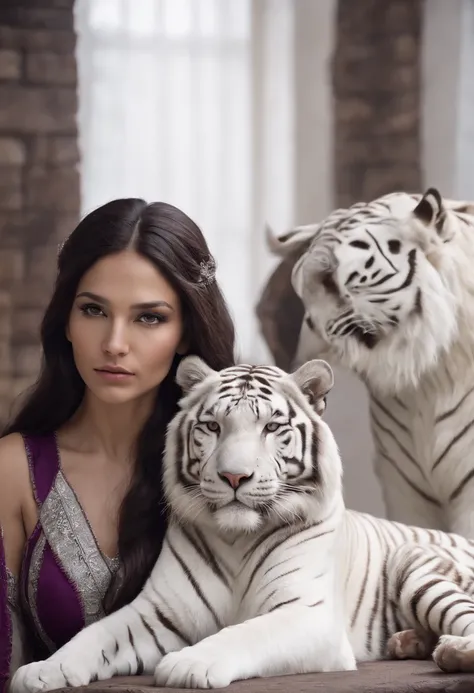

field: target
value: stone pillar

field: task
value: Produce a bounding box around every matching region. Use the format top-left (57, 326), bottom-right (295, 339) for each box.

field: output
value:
top-left (0, 0), bottom-right (79, 424)
top-left (332, 0), bottom-right (422, 207)
top-left (422, 0), bottom-right (474, 200)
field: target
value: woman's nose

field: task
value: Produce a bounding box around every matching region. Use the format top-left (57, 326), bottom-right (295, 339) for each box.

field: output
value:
top-left (102, 322), bottom-right (130, 357)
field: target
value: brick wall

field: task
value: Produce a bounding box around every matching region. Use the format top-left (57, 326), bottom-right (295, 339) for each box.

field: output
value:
top-left (332, 0), bottom-right (422, 207)
top-left (0, 0), bottom-right (79, 424)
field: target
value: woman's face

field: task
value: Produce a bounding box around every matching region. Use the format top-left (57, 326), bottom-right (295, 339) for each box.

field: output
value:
top-left (67, 250), bottom-right (186, 405)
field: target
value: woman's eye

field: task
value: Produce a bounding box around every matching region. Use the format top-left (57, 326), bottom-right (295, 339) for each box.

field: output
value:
top-left (80, 303), bottom-right (104, 317)
top-left (138, 313), bottom-right (164, 326)
top-left (265, 422), bottom-right (280, 433)
top-left (206, 421), bottom-right (220, 433)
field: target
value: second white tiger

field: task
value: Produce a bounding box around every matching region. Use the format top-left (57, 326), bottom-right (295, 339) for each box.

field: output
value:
top-left (11, 356), bottom-right (474, 691)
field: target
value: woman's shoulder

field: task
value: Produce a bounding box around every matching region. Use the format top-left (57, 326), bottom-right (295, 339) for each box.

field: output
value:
top-left (0, 433), bottom-right (32, 529)
top-left (0, 433), bottom-right (30, 488)
top-left (0, 432), bottom-right (28, 465)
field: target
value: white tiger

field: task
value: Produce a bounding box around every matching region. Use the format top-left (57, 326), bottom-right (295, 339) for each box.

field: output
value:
top-left (265, 187), bottom-right (474, 538)
top-left (11, 355), bottom-right (474, 692)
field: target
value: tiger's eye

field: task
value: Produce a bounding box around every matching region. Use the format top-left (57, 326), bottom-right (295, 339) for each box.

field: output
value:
top-left (265, 422), bottom-right (280, 433)
top-left (206, 421), bottom-right (220, 433)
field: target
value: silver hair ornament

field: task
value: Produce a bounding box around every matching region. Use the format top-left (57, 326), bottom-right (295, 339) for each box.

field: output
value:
top-left (197, 255), bottom-right (217, 286)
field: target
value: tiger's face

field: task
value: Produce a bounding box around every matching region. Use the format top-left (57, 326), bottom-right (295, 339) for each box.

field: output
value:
top-left (289, 189), bottom-right (464, 394)
top-left (164, 356), bottom-right (342, 534)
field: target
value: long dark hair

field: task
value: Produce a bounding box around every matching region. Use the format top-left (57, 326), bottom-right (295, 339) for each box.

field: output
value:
top-left (3, 199), bottom-right (235, 611)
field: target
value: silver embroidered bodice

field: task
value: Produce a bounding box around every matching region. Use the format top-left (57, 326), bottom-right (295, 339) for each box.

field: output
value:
top-left (8, 437), bottom-right (121, 656)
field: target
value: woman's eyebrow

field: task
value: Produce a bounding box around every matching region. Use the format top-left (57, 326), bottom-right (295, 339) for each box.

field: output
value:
top-left (75, 291), bottom-right (174, 311)
top-left (132, 300), bottom-right (174, 311)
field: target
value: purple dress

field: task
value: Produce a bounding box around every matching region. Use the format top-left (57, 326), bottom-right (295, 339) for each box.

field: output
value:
top-left (0, 433), bottom-right (120, 691)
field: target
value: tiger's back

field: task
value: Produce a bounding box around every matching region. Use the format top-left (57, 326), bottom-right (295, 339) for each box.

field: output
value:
top-left (341, 510), bottom-right (474, 661)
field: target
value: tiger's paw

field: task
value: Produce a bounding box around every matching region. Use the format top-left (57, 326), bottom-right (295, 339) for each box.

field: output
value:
top-left (387, 629), bottom-right (434, 660)
top-left (10, 659), bottom-right (92, 693)
top-left (433, 634), bottom-right (474, 673)
top-left (154, 647), bottom-right (233, 689)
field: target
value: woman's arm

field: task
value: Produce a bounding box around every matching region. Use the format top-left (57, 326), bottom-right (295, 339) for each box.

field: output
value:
top-left (0, 434), bottom-right (35, 690)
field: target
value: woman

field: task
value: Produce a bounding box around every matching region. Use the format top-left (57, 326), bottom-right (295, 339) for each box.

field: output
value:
top-left (0, 199), bottom-right (235, 689)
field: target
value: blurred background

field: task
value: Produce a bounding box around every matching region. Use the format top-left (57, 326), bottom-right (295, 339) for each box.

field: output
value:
top-left (0, 0), bottom-right (470, 516)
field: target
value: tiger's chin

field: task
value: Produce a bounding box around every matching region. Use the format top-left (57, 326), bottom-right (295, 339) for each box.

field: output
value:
top-left (213, 501), bottom-right (263, 534)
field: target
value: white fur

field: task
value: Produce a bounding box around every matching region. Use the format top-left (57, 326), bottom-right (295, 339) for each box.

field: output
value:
top-left (283, 189), bottom-right (474, 536)
top-left (11, 358), bottom-right (474, 691)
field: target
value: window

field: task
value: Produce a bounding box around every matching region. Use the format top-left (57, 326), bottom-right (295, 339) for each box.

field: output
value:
top-left (75, 0), bottom-right (294, 361)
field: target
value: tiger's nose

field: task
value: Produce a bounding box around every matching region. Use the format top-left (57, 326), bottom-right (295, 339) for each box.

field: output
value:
top-left (219, 472), bottom-right (253, 489)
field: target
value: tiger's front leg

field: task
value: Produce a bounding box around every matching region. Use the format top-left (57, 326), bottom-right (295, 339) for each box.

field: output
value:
top-left (9, 595), bottom-right (188, 693)
top-left (154, 602), bottom-right (356, 689)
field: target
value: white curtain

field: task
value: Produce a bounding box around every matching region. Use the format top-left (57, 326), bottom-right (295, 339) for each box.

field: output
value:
top-left (74, 0), bottom-right (295, 363)
top-left (74, 1), bottom-right (385, 518)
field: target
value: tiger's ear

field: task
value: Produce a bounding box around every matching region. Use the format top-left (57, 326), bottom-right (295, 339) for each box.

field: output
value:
top-left (176, 355), bottom-right (215, 393)
top-left (411, 187), bottom-right (452, 243)
top-left (290, 359), bottom-right (334, 416)
top-left (265, 222), bottom-right (318, 259)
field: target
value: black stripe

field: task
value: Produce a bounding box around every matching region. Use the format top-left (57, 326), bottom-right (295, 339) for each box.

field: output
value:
top-left (296, 423), bottom-right (307, 455)
top-left (242, 524), bottom-right (294, 564)
top-left (268, 597), bottom-right (300, 612)
top-left (390, 521), bottom-right (410, 544)
top-left (389, 599), bottom-right (403, 634)
top-left (258, 588), bottom-right (278, 614)
top-left (378, 450), bottom-right (440, 507)
top-left (182, 526), bottom-right (231, 589)
top-left (365, 230), bottom-right (397, 272)
top-left (410, 578), bottom-right (447, 623)
top-left (439, 598), bottom-right (472, 632)
top-left (446, 608), bottom-right (474, 634)
top-left (371, 397), bottom-right (410, 435)
top-left (138, 613), bottom-right (166, 656)
top-left (366, 583), bottom-right (380, 653)
top-left (253, 375), bottom-right (273, 387)
top-left (263, 557), bottom-right (294, 576)
top-left (309, 427), bottom-right (321, 484)
top-left (432, 419), bottom-right (474, 472)
top-left (377, 542), bottom-right (390, 654)
top-left (368, 248), bottom-right (417, 294)
top-left (294, 528), bottom-right (335, 547)
top-left (397, 554), bottom-right (439, 597)
top-left (447, 533), bottom-right (457, 548)
top-left (128, 626), bottom-right (144, 675)
top-left (427, 530), bottom-right (437, 545)
top-left (241, 523), bottom-right (328, 602)
top-left (153, 602), bottom-right (192, 646)
top-left (167, 539), bottom-right (223, 629)
top-left (351, 541), bottom-right (371, 628)
top-left (449, 468), bottom-right (474, 502)
top-left (366, 519), bottom-right (388, 655)
top-left (175, 414), bottom-right (190, 490)
top-left (265, 567), bottom-right (300, 588)
top-left (394, 396), bottom-right (408, 410)
top-left (462, 622), bottom-right (474, 636)
top-left (371, 413), bottom-right (425, 476)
